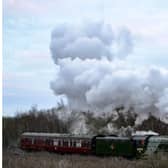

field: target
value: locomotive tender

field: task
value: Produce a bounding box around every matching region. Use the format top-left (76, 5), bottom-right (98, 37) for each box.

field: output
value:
top-left (20, 132), bottom-right (168, 158)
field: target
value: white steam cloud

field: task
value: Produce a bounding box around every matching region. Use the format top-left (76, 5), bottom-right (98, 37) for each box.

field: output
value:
top-left (50, 21), bottom-right (168, 125)
top-left (50, 21), bottom-right (133, 62)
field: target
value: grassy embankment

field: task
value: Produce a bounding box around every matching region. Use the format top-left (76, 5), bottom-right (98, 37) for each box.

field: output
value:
top-left (3, 150), bottom-right (168, 168)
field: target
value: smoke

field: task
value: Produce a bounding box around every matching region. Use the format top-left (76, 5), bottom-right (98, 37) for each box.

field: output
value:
top-left (50, 21), bottom-right (133, 62)
top-left (50, 21), bottom-right (168, 131)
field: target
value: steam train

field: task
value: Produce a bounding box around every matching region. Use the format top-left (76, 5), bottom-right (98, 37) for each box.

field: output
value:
top-left (20, 132), bottom-right (168, 158)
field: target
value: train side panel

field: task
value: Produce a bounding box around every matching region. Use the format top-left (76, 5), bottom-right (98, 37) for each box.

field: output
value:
top-left (46, 138), bottom-right (92, 154)
top-left (20, 133), bottom-right (92, 154)
top-left (145, 136), bottom-right (168, 155)
top-left (95, 137), bottom-right (135, 157)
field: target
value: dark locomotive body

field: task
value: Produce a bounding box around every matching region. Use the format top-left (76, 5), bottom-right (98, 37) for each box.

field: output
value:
top-left (20, 132), bottom-right (168, 158)
top-left (94, 136), bottom-right (136, 157)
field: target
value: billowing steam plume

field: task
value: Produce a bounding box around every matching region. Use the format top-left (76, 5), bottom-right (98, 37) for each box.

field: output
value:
top-left (50, 21), bottom-right (168, 131)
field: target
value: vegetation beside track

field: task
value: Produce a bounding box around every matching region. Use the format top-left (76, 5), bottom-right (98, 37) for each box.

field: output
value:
top-left (3, 149), bottom-right (168, 168)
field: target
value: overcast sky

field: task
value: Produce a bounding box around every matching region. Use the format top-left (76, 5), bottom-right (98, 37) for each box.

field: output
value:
top-left (3, 0), bottom-right (168, 116)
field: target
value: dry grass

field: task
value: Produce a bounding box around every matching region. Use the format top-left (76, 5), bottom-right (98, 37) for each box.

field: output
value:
top-left (3, 150), bottom-right (168, 168)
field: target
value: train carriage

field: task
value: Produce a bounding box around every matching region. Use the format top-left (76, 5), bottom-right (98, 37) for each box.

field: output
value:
top-left (45, 134), bottom-right (92, 154)
top-left (20, 132), bottom-right (47, 151)
top-left (94, 136), bottom-right (135, 158)
top-left (20, 132), bottom-right (92, 154)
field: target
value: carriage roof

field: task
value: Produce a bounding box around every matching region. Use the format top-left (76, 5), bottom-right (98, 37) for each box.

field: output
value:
top-left (21, 132), bottom-right (92, 139)
top-left (148, 136), bottom-right (168, 143)
top-left (96, 136), bottom-right (130, 140)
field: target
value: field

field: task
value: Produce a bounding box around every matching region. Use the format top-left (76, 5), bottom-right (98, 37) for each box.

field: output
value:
top-left (3, 150), bottom-right (168, 168)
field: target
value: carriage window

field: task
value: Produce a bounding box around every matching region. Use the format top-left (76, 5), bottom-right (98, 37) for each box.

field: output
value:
top-left (53, 139), bottom-right (58, 146)
top-left (82, 141), bottom-right (90, 147)
top-left (46, 139), bottom-right (53, 146)
top-left (58, 140), bottom-right (61, 146)
top-left (34, 139), bottom-right (38, 144)
top-left (82, 141), bottom-right (86, 147)
top-left (22, 138), bottom-right (32, 144)
top-left (31, 138), bottom-right (34, 144)
top-left (34, 138), bottom-right (42, 145)
top-left (28, 138), bottom-right (32, 144)
top-left (63, 140), bottom-right (69, 147)
top-left (70, 140), bottom-right (73, 147)
top-left (73, 141), bottom-right (76, 147)
top-left (76, 140), bottom-right (81, 147)
top-left (68, 140), bottom-right (71, 147)
top-left (68, 140), bottom-right (81, 147)
top-left (58, 139), bottom-right (64, 147)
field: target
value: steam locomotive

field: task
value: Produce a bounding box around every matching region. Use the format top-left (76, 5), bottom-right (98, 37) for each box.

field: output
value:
top-left (20, 132), bottom-right (168, 158)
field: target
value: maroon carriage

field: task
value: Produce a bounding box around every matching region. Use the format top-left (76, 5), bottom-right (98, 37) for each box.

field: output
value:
top-left (20, 132), bottom-right (92, 154)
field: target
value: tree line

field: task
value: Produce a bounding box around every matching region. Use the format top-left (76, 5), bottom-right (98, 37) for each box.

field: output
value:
top-left (3, 106), bottom-right (168, 148)
top-left (3, 106), bottom-right (69, 148)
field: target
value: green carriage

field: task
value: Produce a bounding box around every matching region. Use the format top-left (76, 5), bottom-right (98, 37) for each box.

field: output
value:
top-left (94, 136), bottom-right (135, 158)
